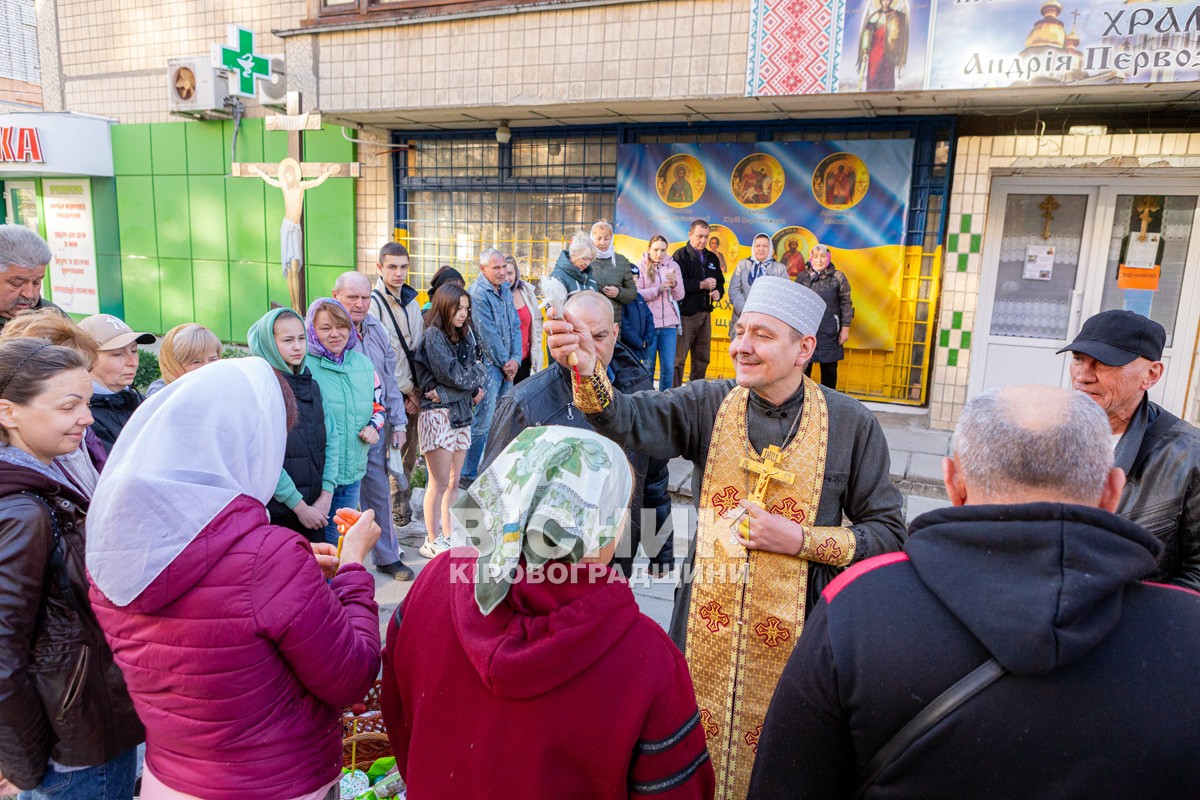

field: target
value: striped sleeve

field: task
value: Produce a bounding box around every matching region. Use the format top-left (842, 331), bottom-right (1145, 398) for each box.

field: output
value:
top-left (369, 370), bottom-right (387, 431)
top-left (629, 649), bottom-right (715, 798)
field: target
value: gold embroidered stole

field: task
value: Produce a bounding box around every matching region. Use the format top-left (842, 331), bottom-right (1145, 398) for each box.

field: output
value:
top-left (685, 378), bottom-right (829, 800)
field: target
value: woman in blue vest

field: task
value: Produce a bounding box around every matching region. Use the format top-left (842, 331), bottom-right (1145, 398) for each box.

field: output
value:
top-left (305, 298), bottom-right (385, 545)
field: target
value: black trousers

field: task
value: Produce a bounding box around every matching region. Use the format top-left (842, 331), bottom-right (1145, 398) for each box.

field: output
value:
top-left (805, 360), bottom-right (839, 389)
top-left (513, 354), bottom-right (532, 385)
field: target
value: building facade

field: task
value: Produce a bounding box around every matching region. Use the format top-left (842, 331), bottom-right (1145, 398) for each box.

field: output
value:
top-left (9, 0), bottom-right (1200, 424)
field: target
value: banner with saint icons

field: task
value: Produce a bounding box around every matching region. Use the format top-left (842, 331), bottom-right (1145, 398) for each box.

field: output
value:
top-left (614, 140), bottom-right (914, 350)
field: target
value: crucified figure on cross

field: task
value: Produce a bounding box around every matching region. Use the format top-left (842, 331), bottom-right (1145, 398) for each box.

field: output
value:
top-left (250, 157), bottom-right (338, 313)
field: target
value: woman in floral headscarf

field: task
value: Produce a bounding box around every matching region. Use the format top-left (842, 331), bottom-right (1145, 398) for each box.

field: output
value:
top-left (380, 426), bottom-right (714, 799)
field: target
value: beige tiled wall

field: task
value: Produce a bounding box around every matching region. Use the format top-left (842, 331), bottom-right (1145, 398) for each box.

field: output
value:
top-left (355, 125), bottom-right (394, 276)
top-left (317, 0), bottom-right (749, 112)
top-left (52, 0), bottom-right (748, 122)
top-left (932, 133), bottom-right (1200, 430)
top-left (52, 0), bottom-right (303, 121)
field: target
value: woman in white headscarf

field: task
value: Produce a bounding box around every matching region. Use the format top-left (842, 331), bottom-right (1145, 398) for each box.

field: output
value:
top-left (380, 426), bottom-right (715, 799)
top-left (87, 358), bottom-right (383, 800)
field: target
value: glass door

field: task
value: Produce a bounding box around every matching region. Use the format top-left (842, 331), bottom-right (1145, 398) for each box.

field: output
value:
top-left (3, 181), bottom-right (40, 231)
top-left (970, 180), bottom-right (1098, 396)
top-left (1084, 187), bottom-right (1200, 413)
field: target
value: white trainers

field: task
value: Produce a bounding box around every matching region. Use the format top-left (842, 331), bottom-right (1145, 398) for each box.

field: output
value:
top-left (418, 536), bottom-right (453, 559)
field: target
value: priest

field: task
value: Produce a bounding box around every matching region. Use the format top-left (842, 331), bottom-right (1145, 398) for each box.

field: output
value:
top-left (543, 276), bottom-right (905, 800)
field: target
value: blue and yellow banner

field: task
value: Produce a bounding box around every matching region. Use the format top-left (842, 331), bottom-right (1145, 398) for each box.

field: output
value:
top-left (613, 141), bottom-right (914, 350)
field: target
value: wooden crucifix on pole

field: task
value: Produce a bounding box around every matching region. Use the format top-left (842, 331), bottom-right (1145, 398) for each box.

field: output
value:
top-left (231, 92), bottom-right (360, 313)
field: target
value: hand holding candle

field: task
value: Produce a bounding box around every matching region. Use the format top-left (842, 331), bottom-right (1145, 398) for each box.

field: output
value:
top-left (332, 508), bottom-right (381, 566)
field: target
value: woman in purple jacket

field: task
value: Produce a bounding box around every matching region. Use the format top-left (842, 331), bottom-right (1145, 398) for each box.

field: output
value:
top-left (87, 358), bottom-right (383, 800)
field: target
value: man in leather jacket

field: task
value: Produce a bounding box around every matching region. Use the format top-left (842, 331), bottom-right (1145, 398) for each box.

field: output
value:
top-left (1059, 310), bottom-right (1200, 591)
top-left (482, 291), bottom-right (673, 576)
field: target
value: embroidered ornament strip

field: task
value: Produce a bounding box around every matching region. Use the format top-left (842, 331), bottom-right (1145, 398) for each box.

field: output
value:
top-left (685, 377), bottom-right (829, 800)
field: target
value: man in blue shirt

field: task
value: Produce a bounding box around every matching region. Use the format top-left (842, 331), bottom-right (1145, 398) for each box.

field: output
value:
top-left (461, 248), bottom-right (521, 486)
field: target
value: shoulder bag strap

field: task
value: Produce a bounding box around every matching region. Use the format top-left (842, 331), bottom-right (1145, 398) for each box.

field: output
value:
top-left (854, 657), bottom-right (1006, 799)
top-left (372, 289), bottom-right (418, 381)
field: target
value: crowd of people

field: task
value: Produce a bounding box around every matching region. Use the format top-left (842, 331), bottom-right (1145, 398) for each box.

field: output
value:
top-left (0, 216), bottom-right (1198, 800)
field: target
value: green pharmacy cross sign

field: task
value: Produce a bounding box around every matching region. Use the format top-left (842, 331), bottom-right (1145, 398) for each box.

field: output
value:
top-left (220, 25), bottom-right (269, 97)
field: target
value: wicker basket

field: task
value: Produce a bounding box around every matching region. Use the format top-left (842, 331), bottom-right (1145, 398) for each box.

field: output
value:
top-left (342, 679), bottom-right (393, 771)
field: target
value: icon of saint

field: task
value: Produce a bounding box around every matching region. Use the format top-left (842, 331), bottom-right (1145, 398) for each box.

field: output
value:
top-left (667, 163), bottom-right (693, 204)
top-left (856, 0), bottom-right (909, 91)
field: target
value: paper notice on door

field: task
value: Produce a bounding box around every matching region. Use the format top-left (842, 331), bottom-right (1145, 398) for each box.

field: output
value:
top-left (1023, 245), bottom-right (1054, 281)
top-left (1118, 264), bottom-right (1161, 291)
top-left (1123, 233), bottom-right (1160, 269)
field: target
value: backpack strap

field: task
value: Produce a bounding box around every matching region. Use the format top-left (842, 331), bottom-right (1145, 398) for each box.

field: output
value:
top-left (21, 491), bottom-right (86, 619)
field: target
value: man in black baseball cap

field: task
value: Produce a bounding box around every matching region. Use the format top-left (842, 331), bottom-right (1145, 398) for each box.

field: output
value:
top-left (1059, 309), bottom-right (1200, 591)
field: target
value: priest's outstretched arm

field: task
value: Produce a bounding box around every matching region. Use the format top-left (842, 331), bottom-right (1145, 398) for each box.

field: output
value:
top-left (543, 308), bottom-right (723, 464)
top-left (586, 379), bottom-right (727, 465)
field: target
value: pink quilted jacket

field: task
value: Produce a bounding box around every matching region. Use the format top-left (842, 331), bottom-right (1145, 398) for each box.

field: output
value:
top-left (90, 494), bottom-right (380, 800)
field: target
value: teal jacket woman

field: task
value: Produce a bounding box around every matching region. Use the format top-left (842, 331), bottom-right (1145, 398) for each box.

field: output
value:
top-left (304, 298), bottom-right (385, 544)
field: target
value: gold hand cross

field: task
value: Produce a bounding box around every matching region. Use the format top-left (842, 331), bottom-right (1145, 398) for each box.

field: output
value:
top-left (737, 445), bottom-right (797, 543)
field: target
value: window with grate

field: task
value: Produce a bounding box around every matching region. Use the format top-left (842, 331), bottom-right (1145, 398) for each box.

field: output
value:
top-left (394, 131), bottom-right (617, 289)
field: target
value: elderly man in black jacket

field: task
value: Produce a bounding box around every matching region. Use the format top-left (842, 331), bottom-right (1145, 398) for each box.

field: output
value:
top-left (750, 384), bottom-right (1200, 799)
top-left (482, 290), bottom-right (673, 576)
top-left (1059, 309), bottom-right (1200, 591)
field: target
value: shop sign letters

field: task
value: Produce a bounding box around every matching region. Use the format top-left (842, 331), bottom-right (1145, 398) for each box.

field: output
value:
top-left (0, 127), bottom-right (44, 163)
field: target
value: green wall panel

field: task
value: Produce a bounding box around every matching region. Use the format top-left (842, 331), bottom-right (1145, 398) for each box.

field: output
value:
top-left (121, 257), bottom-right (161, 333)
top-left (90, 178), bottom-right (123, 318)
top-left (306, 265), bottom-right (345, 303)
top-left (303, 180), bottom-right (355, 268)
top-left (158, 258), bottom-right (195, 330)
top-left (186, 122), bottom-right (226, 175)
top-left (264, 185), bottom-right (284, 267)
top-left (263, 127), bottom-right (289, 163)
top-left (109, 121), bottom-right (360, 341)
top-left (91, 178), bottom-right (120, 257)
top-left (228, 262), bottom-right (270, 343)
top-left (188, 176), bottom-right (228, 262)
top-left (225, 118), bottom-right (264, 171)
top-left (150, 124), bottom-right (189, 174)
top-left (192, 260), bottom-right (232, 342)
top-left (225, 177), bottom-right (267, 264)
top-left (302, 126), bottom-right (353, 163)
top-left (111, 125), bottom-right (151, 176)
top-left (265, 260), bottom-right (290, 310)
top-left (115, 176), bottom-right (157, 258)
top-left (153, 176), bottom-right (191, 259)
top-left (95, 254), bottom-right (123, 319)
